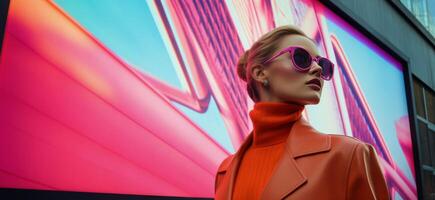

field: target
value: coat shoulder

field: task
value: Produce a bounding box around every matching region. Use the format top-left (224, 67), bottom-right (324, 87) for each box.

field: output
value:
top-left (327, 134), bottom-right (368, 153)
top-left (215, 154), bottom-right (235, 194)
top-left (215, 154), bottom-right (234, 195)
top-left (217, 154), bottom-right (234, 173)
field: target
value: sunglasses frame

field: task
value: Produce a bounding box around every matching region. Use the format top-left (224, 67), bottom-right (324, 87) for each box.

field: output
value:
top-left (262, 45), bottom-right (334, 80)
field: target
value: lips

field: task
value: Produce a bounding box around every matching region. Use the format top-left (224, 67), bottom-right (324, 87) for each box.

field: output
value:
top-left (306, 78), bottom-right (321, 88)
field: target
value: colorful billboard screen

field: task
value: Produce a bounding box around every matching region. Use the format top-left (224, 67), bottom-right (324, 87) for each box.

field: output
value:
top-left (0, 0), bottom-right (417, 199)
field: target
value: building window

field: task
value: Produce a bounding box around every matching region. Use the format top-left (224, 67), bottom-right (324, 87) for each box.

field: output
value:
top-left (400, 0), bottom-right (435, 37)
top-left (413, 77), bottom-right (435, 199)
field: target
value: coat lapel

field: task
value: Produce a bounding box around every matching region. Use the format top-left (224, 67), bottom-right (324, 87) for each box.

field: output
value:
top-left (260, 116), bottom-right (331, 199)
top-left (216, 116), bottom-right (332, 200)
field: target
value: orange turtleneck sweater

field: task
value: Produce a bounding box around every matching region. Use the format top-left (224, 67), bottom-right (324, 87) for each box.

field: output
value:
top-left (231, 101), bottom-right (305, 200)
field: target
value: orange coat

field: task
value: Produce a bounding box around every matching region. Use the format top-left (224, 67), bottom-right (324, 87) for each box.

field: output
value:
top-left (214, 117), bottom-right (390, 200)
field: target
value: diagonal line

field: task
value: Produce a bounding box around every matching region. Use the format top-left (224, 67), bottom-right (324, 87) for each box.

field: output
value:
top-left (47, 0), bottom-right (230, 156)
top-left (6, 32), bottom-right (215, 179)
top-left (0, 168), bottom-right (58, 190)
top-left (0, 92), bottom-right (188, 193)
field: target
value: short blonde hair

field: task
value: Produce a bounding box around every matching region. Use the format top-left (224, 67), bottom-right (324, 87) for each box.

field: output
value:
top-left (236, 25), bottom-right (314, 102)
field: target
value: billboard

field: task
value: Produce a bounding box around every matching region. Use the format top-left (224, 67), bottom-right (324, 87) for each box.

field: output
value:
top-left (0, 0), bottom-right (417, 199)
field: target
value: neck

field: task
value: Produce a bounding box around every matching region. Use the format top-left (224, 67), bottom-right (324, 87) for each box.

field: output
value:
top-left (249, 101), bottom-right (305, 148)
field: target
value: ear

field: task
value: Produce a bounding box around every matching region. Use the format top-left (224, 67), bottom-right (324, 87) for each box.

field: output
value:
top-left (250, 64), bottom-right (269, 83)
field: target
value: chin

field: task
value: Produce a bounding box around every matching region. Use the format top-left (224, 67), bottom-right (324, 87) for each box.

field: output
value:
top-left (279, 89), bottom-right (322, 105)
top-left (307, 98), bottom-right (320, 105)
top-left (302, 95), bottom-right (321, 105)
top-left (280, 94), bottom-right (320, 105)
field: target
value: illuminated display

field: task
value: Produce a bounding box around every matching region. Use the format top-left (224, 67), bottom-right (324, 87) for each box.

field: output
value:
top-left (0, 0), bottom-right (417, 199)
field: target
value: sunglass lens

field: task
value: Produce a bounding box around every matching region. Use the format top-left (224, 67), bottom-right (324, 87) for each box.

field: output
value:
top-left (293, 48), bottom-right (311, 69)
top-left (318, 57), bottom-right (333, 80)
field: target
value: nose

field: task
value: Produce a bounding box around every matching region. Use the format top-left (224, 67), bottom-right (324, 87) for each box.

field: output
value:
top-left (309, 62), bottom-right (322, 78)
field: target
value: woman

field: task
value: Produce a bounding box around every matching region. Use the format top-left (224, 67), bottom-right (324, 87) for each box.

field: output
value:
top-left (214, 25), bottom-right (390, 200)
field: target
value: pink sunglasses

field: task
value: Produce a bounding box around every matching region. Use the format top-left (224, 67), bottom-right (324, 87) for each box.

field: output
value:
top-left (263, 45), bottom-right (335, 80)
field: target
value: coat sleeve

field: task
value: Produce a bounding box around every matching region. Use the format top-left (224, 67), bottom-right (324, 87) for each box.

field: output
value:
top-left (345, 142), bottom-right (390, 200)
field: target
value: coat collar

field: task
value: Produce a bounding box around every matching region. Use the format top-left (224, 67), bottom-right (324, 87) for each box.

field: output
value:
top-left (215, 116), bottom-right (331, 200)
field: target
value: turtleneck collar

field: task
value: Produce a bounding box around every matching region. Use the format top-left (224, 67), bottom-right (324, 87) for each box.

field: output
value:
top-left (249, 101), bottom-right (305, 148)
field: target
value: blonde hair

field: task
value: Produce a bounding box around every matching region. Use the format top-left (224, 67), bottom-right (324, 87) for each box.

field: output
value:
top-left (236, 25), bottom-right (314, 102)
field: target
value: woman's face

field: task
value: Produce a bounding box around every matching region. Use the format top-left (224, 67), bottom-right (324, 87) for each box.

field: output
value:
top-left (261, 34), bottom-right (324, 105)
